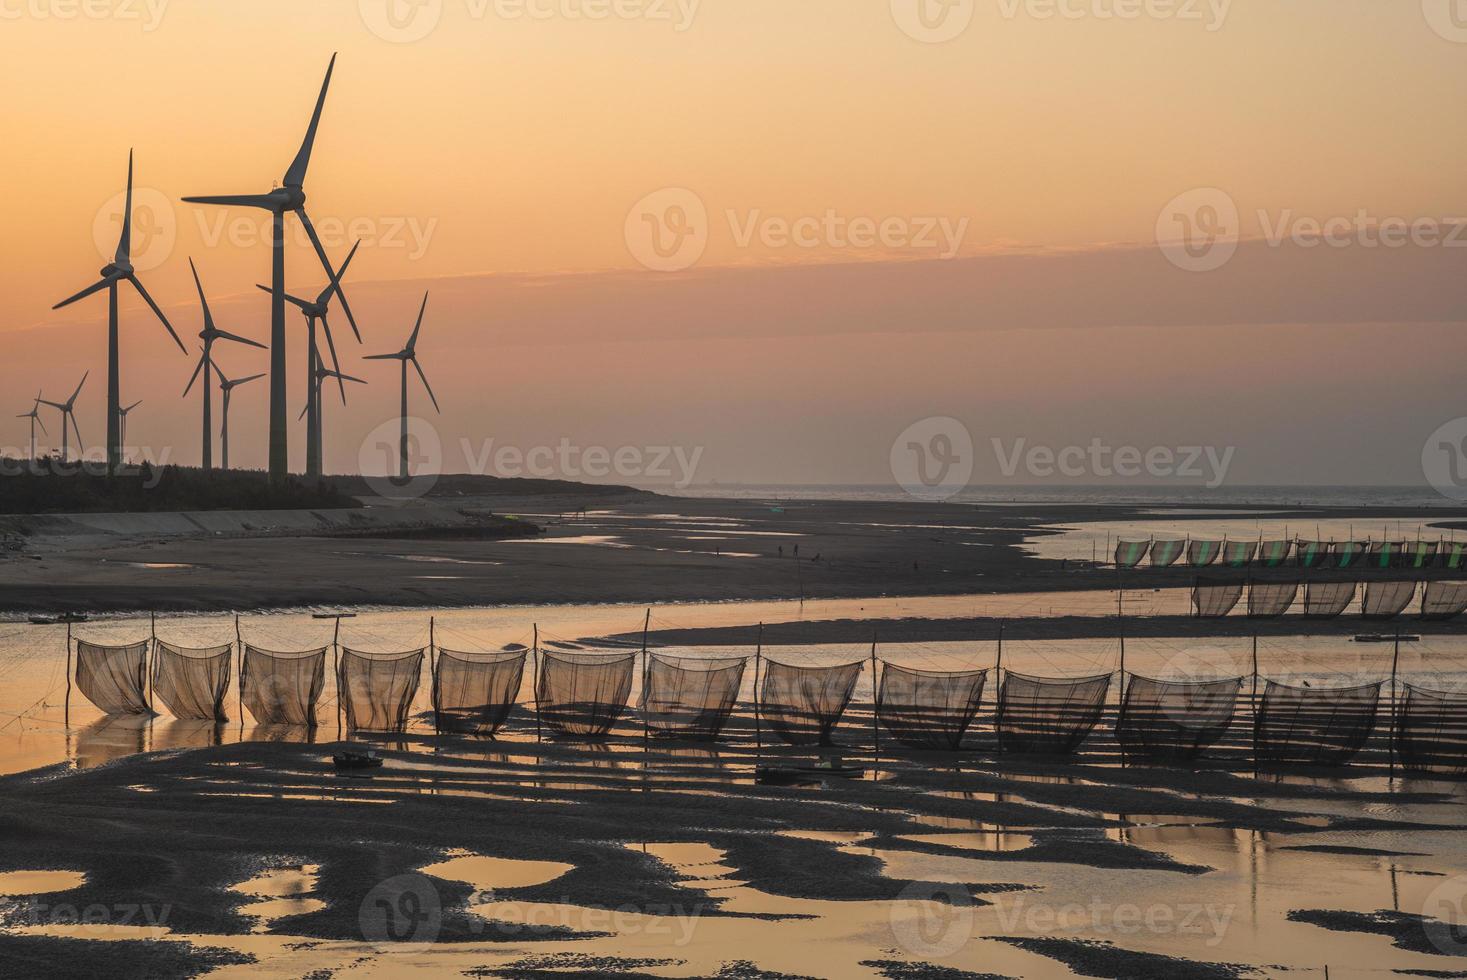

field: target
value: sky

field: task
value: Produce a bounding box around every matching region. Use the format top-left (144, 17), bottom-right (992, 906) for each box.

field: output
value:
top-left (2, 0), bottom-right (1466, 491)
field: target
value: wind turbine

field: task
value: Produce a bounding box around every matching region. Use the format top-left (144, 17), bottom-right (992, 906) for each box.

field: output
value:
top-left (365, 292), bottom-right (438, 480)
top-left (299, 349), bottom-right (365, 478)
top-left (217, 366), bottom-right (265, 471)
top-left (117, 400), bottom-right (142, 453)
top-left (182, 259), bottom-right (265, 469)
top-left (52, 151), bottom-right (186, 474)
top-left (255, 239), bottom-right (360, 479)
top-left (40, 373), bottom-right (88, 463)
top-left (17, 393), bottom-right (46, 460)
top-left (182, 54), bottom-right (361, 484)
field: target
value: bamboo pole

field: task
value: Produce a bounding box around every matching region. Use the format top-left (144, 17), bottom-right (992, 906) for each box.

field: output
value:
top-left (754, 623), bottom-right (763, 753)
top-left (994, 621), bottom-right (1005, 752)
top-left (642, 609), bottom-right (651, 748)
top-left (870, 631), bottom-right (880, 756)
top-left (332, 615), bottom-right (343, 734)
top-left (532, 624), bottom-right (542, 743)
top-left (1251, 634), bottom-right (1260, 775)
top-left (429, 616), bottom-right (438, 734)
top-left (148, 611), bottom-right (157, 713)
top-left (235, 613), bottom-right (243, 725)
top-left (1389, 630), bottom-right (1402, 778)
top-left (64, 621), bottom-right (72, 728)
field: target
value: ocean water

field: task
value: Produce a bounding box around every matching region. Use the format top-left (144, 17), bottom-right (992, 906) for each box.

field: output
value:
top-left (668, 484), bottom-right (1458, 509)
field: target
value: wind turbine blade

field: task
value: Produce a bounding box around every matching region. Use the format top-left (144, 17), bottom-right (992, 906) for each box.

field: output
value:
top-left (52, 277), bottom-right (112, 310)
top-left (39, 401), bottom-right (67, 411)
top-left (406, 291), bottom-right (429, 351)
top-left (124, 400), bottom-right (143, 412)
top-left (71, 371), bottom-right (89, 403)
top-left (35, 415), bottom-right (48, 436)
top-left (129, 276), bottom-right (187, 353)
top-left (182, 193), bottom-right (277, 209)
top-left (316, 238), bottom-right (362, 306)
top-left (238, 373), bottom-right (266, 387)
top-left (285, 53), bottom-right (336, 188)
top-left (298, 208), bottom-right (361, 342)
top-left (189, 257), bottom-right (215, 332)
top-left (116, 149), bottom-right (134, 266)
top-left (70, 413), bottom-right (83, 449)
top-left (298, 402), bottom-right (309, 422)
top-left (256, 283), bottom-right (314, 312)
top-left (362, 352), bottom-right (404, 361)
top-left (336, 372), bottom-right (367, 385)
top-left (411, 357), bottom-right (440, 413)
top-left (216, 329), bottom-right (266, 350)
top-left (182, 353), bottom-right (206, 397)
top-left (319, 314), bottom-right (347, 402)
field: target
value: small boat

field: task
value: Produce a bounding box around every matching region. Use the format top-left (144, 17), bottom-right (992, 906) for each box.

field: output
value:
top-left (756, 761), bottom-right (866, 785)
top-left (1353, 634), bottom-right (1420, 644)
top-left (332, 749), bottom-right (383, 770)
top-left (30, 613), bottom-right (89, 626)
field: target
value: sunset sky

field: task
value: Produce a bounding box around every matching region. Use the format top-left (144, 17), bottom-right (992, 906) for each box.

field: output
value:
top-left (3, 0), bottom-right (1466, 487)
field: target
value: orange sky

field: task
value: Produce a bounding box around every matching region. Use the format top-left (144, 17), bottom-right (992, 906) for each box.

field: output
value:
top-left (2, 1), bottom-right (1466, 486)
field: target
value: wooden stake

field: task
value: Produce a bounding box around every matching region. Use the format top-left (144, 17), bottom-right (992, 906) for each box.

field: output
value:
top-left (642, 609), bottom-right (652, 748)
top-left (1389, 630), bottom-right (1402, 778)
top-left (870, 631), bottom-right (880, 756)
top-left (332, 615), bottom-right (343, 734)
top-left (428, 616), bottom-right (438, 733)
top-left (1251, 634), bottom-right (1260, 774)
top-left (532, 624), bottom-right (542, 743)
top-left (754, 623), bottom-right (764, 753)
top-left (148, 611), bottom-right (157, 714)
top-left (995, 621), bottom-right (1005, 752)
top-left (235, 613), bottom-right (244, 725)
top-left (64, 621), bottom-right (72, 728)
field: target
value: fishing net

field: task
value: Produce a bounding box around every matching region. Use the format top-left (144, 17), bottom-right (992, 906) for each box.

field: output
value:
top-left (996, 670), bottom-right (1112, 755)
top-left (1114, 540), bottom-right (1151, 569)
top-left (1303, 581), bottom-right (1356, 618)
top-left (759, 658), bottom-right (865, 746)
top-left (1367, 541), bottom-right (1406, 569)
top-left (1255, 680), bottom-right (1383, 766)
top-left (1396, 683), bottom-right (1467, 775)
top-left (240, 644), bottom-right (327, 727)
top-left (1443, 542), bottom-right (1467, 571)
top-left (338, 648), bottom-right (425, 733)
top-left (1294, 541), bottom-right (1330, 568)
top-left (536, 650), bottom-right (636, 737)
top-left (1422, 581), bottom-right (1467, 621)
top-left (1192, 578), bottom-right (1244, 617)
top-left (1222, 540), bottom-right (1257, 567)
top-left (875, 663), bottom-right (987, 750)
top-left (1406, 541), bottom-right (1439, 570)
top-left (1362, 581), bottom-right (1417, 619)
top-left (1186, 540), bottom-right (1221, 567)
top-left (1117, 674), bottom-right (1243, 761)
top-left (642, 653), bottom-right (747, 741)
top-left (1247, 580), bottom-right (1299, 617)
top-left (1257, 540), bottom-right (1293, 567)
top-left (433, 648), bottom-right (526, 735)
top-left (74, 640), bottom-right (151, 716)
top-left (1333, 541), bottom-right (1366, 569)
top-left (1149, 539), bottom-right (1185, 567)
top-left (151, 640), bottom-right (231, 721)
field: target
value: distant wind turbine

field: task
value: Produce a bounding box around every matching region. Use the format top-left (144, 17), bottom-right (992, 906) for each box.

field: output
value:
top-left (256, 239), bottom-right (360, 479)
top-left (299, 349), bottom-right (365, 477)
top-left (40, 373), bottom-right (88, 463)
top-left (52, 151), bottom-right (186, 474)
top-left (182, 54), bottom-right (361, 484)
top-left (182, 259), bottom-right (265, 469)
top-left (365, 292), bottom-right (438, 480)
top-left (216, 366), bottom-right (265, 472)
top-left (117, 399), bottom-right (142, 453)
top-left (17, 393), bottom-right (46, 460)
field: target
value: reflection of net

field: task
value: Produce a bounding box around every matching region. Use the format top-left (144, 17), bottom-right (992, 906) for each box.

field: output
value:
top-left (1114, 540), bottom-right (1150, 569)
top-left (339, 648), bottom-right (424, 733)
top-left (997, 670), bottom-right (1111, 755)
top-left (643, 653), bottom-right (746, 741)
top-left (1256, 680), bottom-right (1382, 766)
top-left (1247, 581), bottom-right (1298, 617)
top-left (1333, 541), bottom-right (1365, 569)
top-left (1362, 581), bottom-right (1416, 619)
top-left (1294, 541), bottom-right (1329, 568)
top-left (75, 640), bottom-right (151, 716)
top-left (1303, 581), bottom-right (1356, 618)
top-left (1186, 540), bottom-right (1221, 567)
top-left (876, 663), bottom-right (987, 750)
top-left (1193, 578), bottom-right (1244, 617)
top-left (1367, 541), bottom-right (1405, 569)
top-left (1118, 674), bottom-right (1242, 761)
top-left (1422, 582), bottom-right (1467, 621)
top-left (1396, 683), bottom-right (1467, 775)
top-left (241, 644), bottom-right (327, 727)
top-left (433, 649), bottom-right (525, 735)
top-left (1222, 541), bottom-right (1257, 567)
top-left (1257, 540), bottom-right (1292, 567)
top-left (1149, 540), bottom-right (1185, 567)
top-left (759, 659), bottom-right (864, 746)
top-left (536, 650), bottom-right (635, 737)
top-left (1405, 541), bottom-right (1439, 569)
top-left (152, 640), bottom-right (231, 721)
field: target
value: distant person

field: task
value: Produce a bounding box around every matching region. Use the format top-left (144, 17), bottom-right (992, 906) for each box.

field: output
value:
top-left (778, 546), bottom-right (784, 558)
